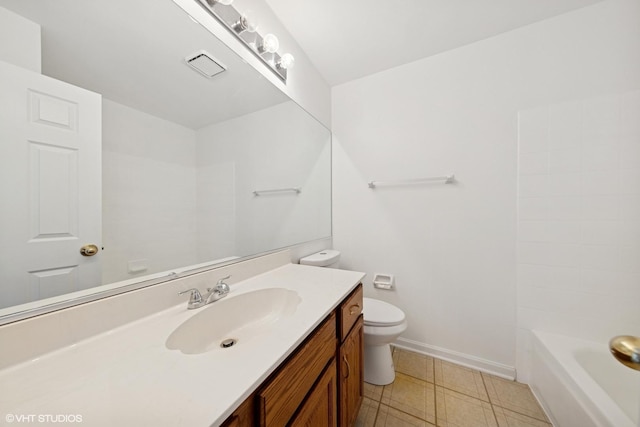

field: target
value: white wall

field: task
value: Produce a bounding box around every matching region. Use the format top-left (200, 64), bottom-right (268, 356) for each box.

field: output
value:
top-left (172, 0), bottom-right (331, 129)
top-left (0, 6), bottom-right (40, 73)
top-left (102, 99), bottom-right (199, 283)
top-left (102, 98), bottom-right (332, 283)
top-left (196, 101), bottom-right (331, 259)
top-left (332, 0), bottom-right (640, 378)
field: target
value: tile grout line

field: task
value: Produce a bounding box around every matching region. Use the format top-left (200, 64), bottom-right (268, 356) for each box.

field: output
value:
top-left (430, 356), bottom-right (438, 426)
top-left (479, 371), bottom-right (551, 424)
top-left (481, 368), bottom-right (501, 426)
top-left (490, 403), bottom-right (552, 425)
top-left (372, 398), bottom-right (380, 426)
top-left (392, 369), bottom-right (494, 405)
top-left (376, 403), bottom-right (435, 426)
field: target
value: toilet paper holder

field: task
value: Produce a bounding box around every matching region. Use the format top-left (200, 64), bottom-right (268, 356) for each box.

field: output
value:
top-left (373, 274), bottom-right (395, 290)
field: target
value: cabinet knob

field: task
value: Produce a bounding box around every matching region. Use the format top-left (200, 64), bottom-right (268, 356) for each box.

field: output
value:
top-left (348, 303), bottom-right (360, 316)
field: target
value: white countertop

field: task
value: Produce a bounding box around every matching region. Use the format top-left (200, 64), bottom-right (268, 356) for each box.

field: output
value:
top-left (0, 264), bottom-right (365, 427)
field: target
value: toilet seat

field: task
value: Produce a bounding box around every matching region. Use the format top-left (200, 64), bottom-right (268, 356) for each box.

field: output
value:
top-left (363, 297), bottom-right (405, 327)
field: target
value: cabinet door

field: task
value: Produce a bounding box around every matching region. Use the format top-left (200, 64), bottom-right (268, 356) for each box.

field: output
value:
top-left (339, 316), bottom-right (364, 427)
top-left (289, 359), bottom-right (337, 427)
top-left (220, 395), bottom-right (254, 427)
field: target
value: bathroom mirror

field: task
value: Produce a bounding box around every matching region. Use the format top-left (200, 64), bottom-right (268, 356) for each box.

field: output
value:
top-left (0, 0), bottom-right (331, 322)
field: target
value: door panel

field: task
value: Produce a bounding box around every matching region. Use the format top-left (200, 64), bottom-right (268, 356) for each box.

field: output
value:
top-left (29, 266), bottom-right (79, 300)
top-left (29, 141), bottom-right (79, 239)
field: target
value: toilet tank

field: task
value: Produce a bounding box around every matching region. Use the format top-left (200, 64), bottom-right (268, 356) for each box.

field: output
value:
top-left (299, 250), bottom-right (340, 268)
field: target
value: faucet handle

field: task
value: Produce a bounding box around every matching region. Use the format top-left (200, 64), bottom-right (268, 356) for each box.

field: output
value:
top-left (216, 275), bottom-right (231, 286)
top-left (213, 275), bottom-right (231, 293)
top-left (179, 288), bottom-right (203, 309)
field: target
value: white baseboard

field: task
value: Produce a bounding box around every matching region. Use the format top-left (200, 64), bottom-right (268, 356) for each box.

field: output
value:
top-left (394, 337), bottom-right (517, 381)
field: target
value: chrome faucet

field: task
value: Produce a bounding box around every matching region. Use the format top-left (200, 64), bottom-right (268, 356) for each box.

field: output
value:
top-left (205, 275), bottom-right (231, 304)
top-left (178, 275), bottom-right (231, 310)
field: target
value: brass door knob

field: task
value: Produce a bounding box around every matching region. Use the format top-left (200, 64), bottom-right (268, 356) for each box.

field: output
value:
top-left (80, 244), bottom-right (99, 257)
top-left (609, 335), bottom-right (640, 371)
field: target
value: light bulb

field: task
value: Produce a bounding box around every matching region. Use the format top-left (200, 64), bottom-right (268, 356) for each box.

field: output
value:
top-left (243, 11), bottom-right (258, 32)
top-left (233, 10), bottom-right (258, 33)
top-left (260, 34), bottom-right (279, 53)
top-left (278, 53), bottom-right (295, 70)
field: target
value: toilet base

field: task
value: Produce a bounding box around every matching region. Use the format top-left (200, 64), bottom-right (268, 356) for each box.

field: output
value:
top-left (364, 343), bottom-right (396, 385)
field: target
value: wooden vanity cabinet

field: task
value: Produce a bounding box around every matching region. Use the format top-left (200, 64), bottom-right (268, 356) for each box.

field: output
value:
top-left (337, 286), bottom-right (364, 427)
top-left (220, 284), bottom-right (363, 427)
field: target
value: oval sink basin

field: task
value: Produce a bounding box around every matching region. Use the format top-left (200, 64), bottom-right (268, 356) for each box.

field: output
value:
top-left (166, 288), bottom-right (301, 354)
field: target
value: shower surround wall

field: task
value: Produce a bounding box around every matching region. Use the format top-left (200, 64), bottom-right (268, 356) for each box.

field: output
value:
top-left (332, 0), bottom-right (640, 377)
top-left (102, 99), bottom-right (199, 283)
top-left (516, 91), bottom-right (640, 382)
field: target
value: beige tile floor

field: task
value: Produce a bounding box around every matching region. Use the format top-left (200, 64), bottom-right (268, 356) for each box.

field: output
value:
top-left (356, 347), bottom-right (552, 427)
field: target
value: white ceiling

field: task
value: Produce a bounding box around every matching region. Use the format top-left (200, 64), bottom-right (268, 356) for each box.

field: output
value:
top-left (0, 0), bottom-right (604, 122)
top-left (0, 0), bottom-right (288, 129)
top-left (265, 0), bottom-right (602, 86)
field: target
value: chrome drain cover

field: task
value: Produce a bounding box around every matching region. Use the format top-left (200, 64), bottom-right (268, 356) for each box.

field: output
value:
top-left (220, 338), bottom-right (237, 348)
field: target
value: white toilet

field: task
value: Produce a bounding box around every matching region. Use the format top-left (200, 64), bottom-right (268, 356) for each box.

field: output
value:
top-left (299, 250), bottom-right (408, 386)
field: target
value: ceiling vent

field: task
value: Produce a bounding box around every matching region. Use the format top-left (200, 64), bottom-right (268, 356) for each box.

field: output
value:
top-left (185, 50), bottom-right (226, 78)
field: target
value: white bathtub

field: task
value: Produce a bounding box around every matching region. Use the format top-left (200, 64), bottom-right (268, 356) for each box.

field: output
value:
top-left (530, 331), bottom-right (640, 427)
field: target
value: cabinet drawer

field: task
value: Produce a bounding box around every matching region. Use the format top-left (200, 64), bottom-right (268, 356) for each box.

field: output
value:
top-left (258, 312), bottom-right (336, 427)
top-left (339, 284), bottom-right (363, 341)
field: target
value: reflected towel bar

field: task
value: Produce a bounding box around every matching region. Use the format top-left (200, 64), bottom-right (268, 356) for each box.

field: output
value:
top-left (368, 175), bottom-right (455, 188)
top-left (253, 187), bottom-right (301, 196)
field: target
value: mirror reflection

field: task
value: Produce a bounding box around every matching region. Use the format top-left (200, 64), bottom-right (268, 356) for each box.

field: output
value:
top-left (0, 0), bottom-right (331, 317)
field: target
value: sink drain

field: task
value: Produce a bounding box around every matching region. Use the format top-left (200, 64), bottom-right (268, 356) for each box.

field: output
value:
top-left (220, 338), bottom-right (237, 348)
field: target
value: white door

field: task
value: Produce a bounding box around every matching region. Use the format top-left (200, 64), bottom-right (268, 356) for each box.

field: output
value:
top-left (0, 60), bottom-right (102, 309)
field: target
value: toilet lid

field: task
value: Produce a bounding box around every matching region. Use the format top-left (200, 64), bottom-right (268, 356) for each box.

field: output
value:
top-left (363, 298), bottom-right (405, 326)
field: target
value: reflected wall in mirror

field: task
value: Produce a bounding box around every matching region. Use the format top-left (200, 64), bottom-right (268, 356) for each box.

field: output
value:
top-left (0, 0), bottom-right (331, 319)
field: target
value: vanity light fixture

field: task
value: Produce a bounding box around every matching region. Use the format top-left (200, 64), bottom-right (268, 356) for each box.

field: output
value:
top-left (232, 11), bottom-right (258, 34)
top-left (195, 0), bottom-right (293, 82)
